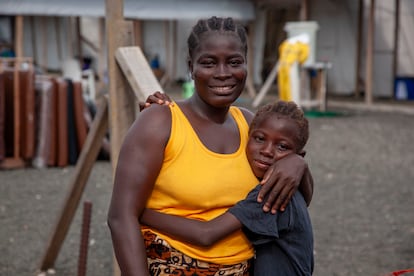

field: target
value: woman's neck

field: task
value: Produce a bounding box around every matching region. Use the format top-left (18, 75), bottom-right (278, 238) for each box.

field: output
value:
top-left (183, 96), bottom-right (231, 124)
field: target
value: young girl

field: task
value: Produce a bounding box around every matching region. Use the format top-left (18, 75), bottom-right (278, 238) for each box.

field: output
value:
top-left (108, 16), bottom-right (313, 276)
top-left (141, 101), bottom-right (314, 275)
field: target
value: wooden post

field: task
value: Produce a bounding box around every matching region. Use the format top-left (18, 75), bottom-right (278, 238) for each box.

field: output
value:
top-left (161, 20), bottom-right (170, 87)
top-left (172, 20), bottom-right (177, 84)
top-left (106, 0), bottom-right (135, 169)
top-left (133, 20), bottom-right (142, 47)
top-left (41, 16), bottom-right (48, 72)
top-left (15, 15), bottom-right (24, 57)
top-left (14, 16), bottom-right (23, 161)
top-left (300, 0), bottom-right (309, 21)
top-left (392, 0), bottom-right (400, 98)
top-left (30, 16), bottom-right (38, 66)
top-left (68, 17), bottom-right (74, 58)
top-left (55, 17), bottom-right (62, 63)
top-left (75, 17), bottom-right (83, 69)
top-left (106, 0), bottom-right (135, 275)
top-left (365, 0), bottom-right (375, 105)
top-left (77, 201), bottom-right (92, 276)
top-left (354, 0), bottom-right (364, 98)
top-left (97, 18), bottom-right (106, 97)
top-left (246, 21), bottom-right (257, 98)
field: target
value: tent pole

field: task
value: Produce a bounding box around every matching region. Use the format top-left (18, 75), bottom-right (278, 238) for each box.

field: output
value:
top-left (354, 0), bottom-right (364, 98)
top-left (365, 0), bottom-right (375, 105)
top-left (392, 0), bottom-right (400, 100)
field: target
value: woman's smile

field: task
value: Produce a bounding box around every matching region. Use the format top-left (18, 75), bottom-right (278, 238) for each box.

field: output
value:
top-left (209, 85), bottom-right (236, 95)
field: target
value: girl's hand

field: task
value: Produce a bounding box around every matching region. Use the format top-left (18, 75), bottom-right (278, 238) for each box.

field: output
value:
top-left (138, 91), bottom-right (173, 111)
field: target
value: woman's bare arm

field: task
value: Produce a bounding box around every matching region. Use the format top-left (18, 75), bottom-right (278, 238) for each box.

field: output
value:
top-left (107, 105), bottom-right (171, 276)
top-left (140, 209), bottom-right (242, 247)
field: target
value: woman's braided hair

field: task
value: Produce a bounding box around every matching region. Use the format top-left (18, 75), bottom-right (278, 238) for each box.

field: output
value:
top-left (249, 101), bottom-right (309, 151)
top-left (187, 16), bottom-right (248, 59)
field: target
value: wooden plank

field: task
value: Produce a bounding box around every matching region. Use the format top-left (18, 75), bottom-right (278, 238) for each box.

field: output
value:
top-left (115, 46), bottom-right (164, 102)
top-left (39, 97), bottom-right (109, 271)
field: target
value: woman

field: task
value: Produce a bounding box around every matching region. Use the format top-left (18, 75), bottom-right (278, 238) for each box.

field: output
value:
top-left (108, 16), bottom-right (313, 276)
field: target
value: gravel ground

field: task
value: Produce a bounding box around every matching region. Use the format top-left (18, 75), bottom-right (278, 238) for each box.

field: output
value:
top-left (1, 94), bottom-right (414, 276)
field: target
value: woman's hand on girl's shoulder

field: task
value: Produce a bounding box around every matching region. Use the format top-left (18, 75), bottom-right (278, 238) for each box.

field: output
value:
top-left (257, 154), bottom-right (307, 214)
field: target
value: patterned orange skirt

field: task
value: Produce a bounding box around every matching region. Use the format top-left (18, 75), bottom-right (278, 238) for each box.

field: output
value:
top-left (143, 231), bottom-right (251, 276)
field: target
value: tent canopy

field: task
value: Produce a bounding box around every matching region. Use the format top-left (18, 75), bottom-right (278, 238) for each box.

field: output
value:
top-left (0, 0), bottom-right (255, 20)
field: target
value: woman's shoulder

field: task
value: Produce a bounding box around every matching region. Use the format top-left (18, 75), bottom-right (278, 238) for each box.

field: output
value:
top-left (139, 103), bottom-right (172, 121)
top-left (232, 106), bottom-right (254, 124)
top-left (129, 104), bottom-right (172, 140)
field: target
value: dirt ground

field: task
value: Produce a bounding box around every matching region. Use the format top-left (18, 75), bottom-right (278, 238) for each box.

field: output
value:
top-left (1, 92), bottom-right (414, 276)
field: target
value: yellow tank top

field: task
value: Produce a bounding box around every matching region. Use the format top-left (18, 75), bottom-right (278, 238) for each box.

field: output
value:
top-left (143, 103), bottom-right (257, 265)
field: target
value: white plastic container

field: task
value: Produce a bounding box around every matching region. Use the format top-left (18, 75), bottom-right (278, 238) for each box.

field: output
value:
top-left (284, 21), bottom-right (319, 66)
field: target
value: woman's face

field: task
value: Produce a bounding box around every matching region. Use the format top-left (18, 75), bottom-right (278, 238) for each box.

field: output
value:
top-left (189, 32), bottom-right (247, 108)
top-left (246, 115), bottom-right (300, 179)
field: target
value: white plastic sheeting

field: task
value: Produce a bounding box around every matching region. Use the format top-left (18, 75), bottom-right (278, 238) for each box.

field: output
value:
top-left (0, 0), bottom-right (255, 20)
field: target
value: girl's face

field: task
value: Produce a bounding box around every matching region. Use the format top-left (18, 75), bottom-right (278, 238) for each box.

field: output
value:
top-left (246, 115), bottom-right (301, 179)
top-left (189, 32), bottom-right (247, 108)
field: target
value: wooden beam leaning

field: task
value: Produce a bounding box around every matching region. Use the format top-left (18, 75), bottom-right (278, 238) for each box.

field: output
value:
top-left (252, 61), bottom-right (279, 108)
top-left (115, 46), bottom-right (164, 102)
top-left (38, 97), bottom-right (109, 271)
